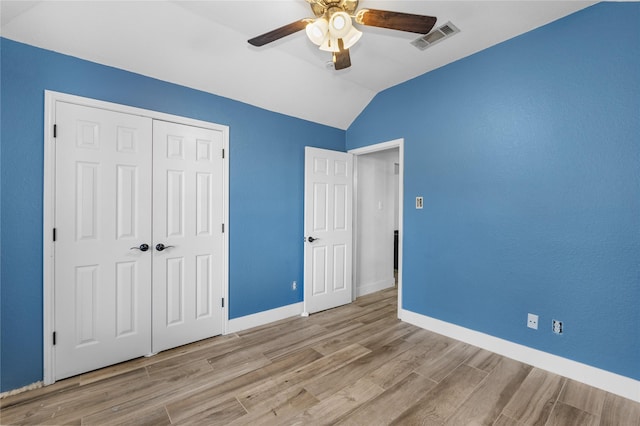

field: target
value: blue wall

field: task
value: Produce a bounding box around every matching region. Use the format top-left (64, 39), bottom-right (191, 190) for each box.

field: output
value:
top-left (0, 38), bottom-right (345, 391)
top-left (348, 2), bottom-right (639, 381)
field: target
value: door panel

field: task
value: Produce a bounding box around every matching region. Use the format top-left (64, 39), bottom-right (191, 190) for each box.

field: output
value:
top-left (304, 147), bottom-right (353, 314)
top-left (116, 165), bottom-right (140, 240)
top-left (152, 120), bottom-right (224, 353)
top-left (196, 255), bottom-right (211, 317)
top-left (333, 244), bottom-right (347, 290)
top-left (115, 261), bottom-right (138, 336)
top-left (54, 102), bottom-right (153, 380)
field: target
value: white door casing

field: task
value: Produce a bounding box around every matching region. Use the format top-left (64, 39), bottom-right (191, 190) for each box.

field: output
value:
top-left (303, 147), bottom-right (353, 315)
top-left (349, 139), bottom-right (404, 316)
top-left (152, 120), bottom-right (225, 353)
top-left (44, 91), bottom-right (229, 385)
top-left (54, 102), bottom-right (153, 380)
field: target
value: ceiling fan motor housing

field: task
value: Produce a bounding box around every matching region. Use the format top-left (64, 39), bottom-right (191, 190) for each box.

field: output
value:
top-left (310, 0), bottom-right (359, 18)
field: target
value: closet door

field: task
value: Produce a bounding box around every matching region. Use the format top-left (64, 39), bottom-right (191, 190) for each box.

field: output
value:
top-left (152, 120), bottom-right (225, 353)
top-left (54, 102), bottom-right (153, 380)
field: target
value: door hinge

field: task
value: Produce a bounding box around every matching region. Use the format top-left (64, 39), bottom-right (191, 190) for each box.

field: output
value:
top-left (222, 148), bottom-right (225, 159)
top-left (53, 228), bottom-right (57, 242)
top-left (221, 223), bottom-right (225, 233)
top-left (53, 124), bottom-right (57, 138)
top-left (53, 332), bottom-right (57, 345)
top-left (221, 298), bottom-right (225, 308)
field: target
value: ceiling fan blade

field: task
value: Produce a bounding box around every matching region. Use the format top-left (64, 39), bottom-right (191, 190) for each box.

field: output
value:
top-left (248, 19), bottom-right (310, 47)
top-left (333, 39), bottom-right (351, 70)
top-left (355, 9), bottom-right (437, 34)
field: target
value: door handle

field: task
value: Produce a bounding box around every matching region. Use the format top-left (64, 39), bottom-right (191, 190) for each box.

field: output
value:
top-left (307, 236), bottom-right (319, 243)
top-left (130, 243), bottom-right (150, 252)
top-left (155, 243), bottom-right (175, 252)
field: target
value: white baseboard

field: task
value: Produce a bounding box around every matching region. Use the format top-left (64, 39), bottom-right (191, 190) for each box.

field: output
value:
top-left (400, 308), bottom-right (640, 403)
top-left (357, 279), bottom-right (395, 297)
top-left (226, 302), bottom-right (304, 334)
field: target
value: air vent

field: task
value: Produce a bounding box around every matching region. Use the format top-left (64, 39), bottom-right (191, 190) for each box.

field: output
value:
top-left (411, 21), bottom-right (460, 51)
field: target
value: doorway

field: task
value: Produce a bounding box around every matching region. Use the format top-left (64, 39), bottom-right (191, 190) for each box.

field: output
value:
top-left (350, 139), bottom-right (403, 313)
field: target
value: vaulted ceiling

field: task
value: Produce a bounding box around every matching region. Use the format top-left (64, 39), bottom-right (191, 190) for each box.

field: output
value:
top-left (1, 1), bottom-right (596, 129)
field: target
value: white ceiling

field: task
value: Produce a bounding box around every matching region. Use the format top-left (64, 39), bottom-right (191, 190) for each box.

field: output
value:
top-left (1, 0), bottom-right (596, 129)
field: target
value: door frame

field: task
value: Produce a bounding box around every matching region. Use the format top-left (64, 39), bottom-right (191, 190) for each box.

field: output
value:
top-left (42, 90), bottom-right (230, 386)
top-left (348, 138), bottom-right (404, 316)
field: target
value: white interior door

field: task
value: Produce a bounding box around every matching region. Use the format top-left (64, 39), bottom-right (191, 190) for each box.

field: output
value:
top-left (54, 102), bottom-right (153, 380)
top-left (303, 147), bottom-right (353, 314)
top-left (152, 120), bottom-right (225, 353)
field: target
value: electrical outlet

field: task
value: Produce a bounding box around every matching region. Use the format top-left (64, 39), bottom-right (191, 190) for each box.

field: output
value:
top-left (552, 319), bottom-right (563, 334)
top-left (527, 313), bottom-right (538, 330)
top-left (292, 281), bottom-right (297, 291)
top-left (416, 196), bottom-right (424, 209)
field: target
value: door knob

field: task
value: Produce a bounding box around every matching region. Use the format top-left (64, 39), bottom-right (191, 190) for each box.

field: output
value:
top-left (307, 236), bottom-right (319, 243)
top-left (130, 243), bottom-right (150, 252)
top-left (155, 243), bottom-right (175, 252)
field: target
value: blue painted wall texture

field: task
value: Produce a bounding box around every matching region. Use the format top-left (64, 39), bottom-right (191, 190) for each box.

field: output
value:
top-left (0, 39), bottom-right (344, 391)
top-left (347, 3), bottom-right (639, 381)
top-left (2, 2), bottom-right (639, 393)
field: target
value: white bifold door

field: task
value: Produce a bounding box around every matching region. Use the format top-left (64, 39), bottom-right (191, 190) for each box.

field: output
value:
top-left (54, 102), bottom-right (224, 380)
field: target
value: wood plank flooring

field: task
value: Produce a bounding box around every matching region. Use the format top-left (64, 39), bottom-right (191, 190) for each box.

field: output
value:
top-left (1, 287), bottom-right (639, 425)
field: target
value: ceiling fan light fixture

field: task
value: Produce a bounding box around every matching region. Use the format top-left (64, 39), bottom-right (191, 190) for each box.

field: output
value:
top-left (319, 36), bottom-right (341, 53)
top-left (306, 18), bottom-right (329, 46)
top-left (329, 11), bottom-right (352, 38)
top-left (342, 26), bottom-right (362, 49)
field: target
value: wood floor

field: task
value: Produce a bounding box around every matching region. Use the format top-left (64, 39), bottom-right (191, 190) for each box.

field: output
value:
top-left (1, 287), bottom-right (639, 425)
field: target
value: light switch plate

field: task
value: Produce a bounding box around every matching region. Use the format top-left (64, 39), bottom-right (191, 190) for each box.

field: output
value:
top-left (416, 196), bottom-right (424, 209)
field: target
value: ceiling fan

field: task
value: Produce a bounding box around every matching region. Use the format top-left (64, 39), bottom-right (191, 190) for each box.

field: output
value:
top-left (248, 0), bottom-right (437, 70)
